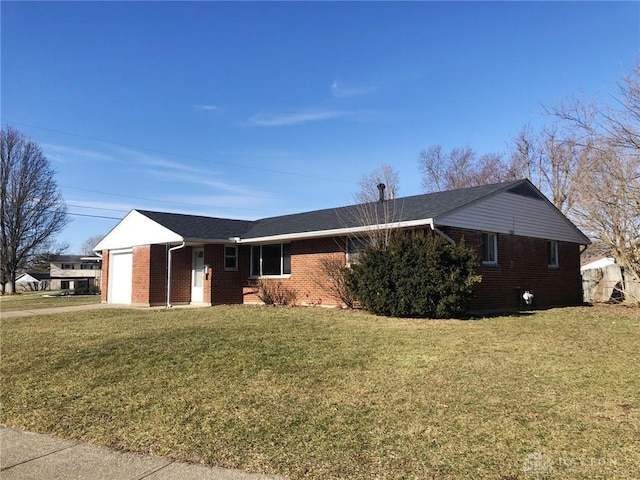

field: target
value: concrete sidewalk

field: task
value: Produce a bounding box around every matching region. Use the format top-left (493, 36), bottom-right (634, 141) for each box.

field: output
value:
top-left (0, 302), bottom-right (212, 319)
top-left (1, 426), bottom-right (287, 480)
top-left (0, 303), bottom-right (114, 319)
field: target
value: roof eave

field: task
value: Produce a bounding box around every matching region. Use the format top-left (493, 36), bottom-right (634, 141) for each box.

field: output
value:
top-left (236, 218), bottom-right (434, 244)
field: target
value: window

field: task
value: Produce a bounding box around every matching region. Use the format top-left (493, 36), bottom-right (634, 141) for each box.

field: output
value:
top-left (80, 263), bottom-right (96, 270)
top-left (548, 240), bottom-right (559, 268)
top-left (61, 280), bottom-right (70, 290)
top-left (224, 246), bottom-right (238, 270)
top-left (62, 263), bottom-right (74, 270)
top-left (251, 243), bottom-right (291, 277)
top-left (346, 237), bottom-right (369, 266)
top-left (481, 233), bottom-right (498, 264)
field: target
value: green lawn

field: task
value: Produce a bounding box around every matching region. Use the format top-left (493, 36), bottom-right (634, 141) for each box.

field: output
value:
top-left (0, 291), bottom-right (101, 311)
top-left (1, 305), bottom-right (638, 479)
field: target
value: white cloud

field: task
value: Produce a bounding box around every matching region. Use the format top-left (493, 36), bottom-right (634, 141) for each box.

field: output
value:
top-left (331, 80), bottom-right (378, 98)
top-left (115, 148), bottom-right (202, 174)
top-left (242, 109), bottom-right (357, 127)
top-left (42, 144), bottom-right (116, 163)
top-left (195, 104), bottom-right (219, 111)
top-left (143, 169), bottom-right (267, 199)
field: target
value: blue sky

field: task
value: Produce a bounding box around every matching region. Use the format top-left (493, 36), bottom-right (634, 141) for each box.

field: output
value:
top-left (2, 1), bottom-right (638, 253)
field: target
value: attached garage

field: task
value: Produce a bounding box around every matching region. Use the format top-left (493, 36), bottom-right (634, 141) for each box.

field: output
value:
top-left (108, 249), bottom-right (133, 304)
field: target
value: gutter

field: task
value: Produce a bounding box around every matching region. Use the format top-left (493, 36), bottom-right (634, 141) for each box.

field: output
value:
top-left (429, 219), bottom-right (456, 245)
top-left (166, 242), bottom-right (186, 308)
top-left (235, 219), bottom-right (435, 244)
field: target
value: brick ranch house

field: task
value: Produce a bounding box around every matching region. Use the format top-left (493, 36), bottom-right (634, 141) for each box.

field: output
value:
top-left (94, 179), bottom-right (590, 312)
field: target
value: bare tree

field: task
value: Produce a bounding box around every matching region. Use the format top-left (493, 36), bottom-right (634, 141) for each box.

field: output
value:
top-left (548, 61), bottom-right (640, 285)
top-left (81, 233), bottom-right (105, 255)
top-left (418, 145), bottom-right (515, 192)
top-left (509, 124), bottom-right (584, 215)
top-left (354, 163), bottom-right (399, 203)
top-left (320, 164), bottom-right (402, 306)
top-left (1, 127), bottom-right (69, 294)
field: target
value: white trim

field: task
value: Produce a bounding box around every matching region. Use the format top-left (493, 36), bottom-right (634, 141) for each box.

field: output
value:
top-left (481, 232), bottom-right (498, 265)
top-left (95, 210), bottom-right (182, 251)
top-left (547, 240), bottom-right (559, 268)
top-left (237, 218), bottom-right (434, 244)
top-left (224, 245), bottom-right (238, 271)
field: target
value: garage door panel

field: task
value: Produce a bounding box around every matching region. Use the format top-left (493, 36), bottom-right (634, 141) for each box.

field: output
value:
top-left (108, 251), bottom-right (132, 304)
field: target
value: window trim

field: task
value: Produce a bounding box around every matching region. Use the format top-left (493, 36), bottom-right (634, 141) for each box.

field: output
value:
top-left (346, 237), bottom-right (369, 267)
top-left (481, 232), bottom-right (498, 265)
top-left (547, 240), bottom-right (559, 268)
top-left (224, 245), bottom-right (238, 271)
top-left (250, 243), bottom-right (292, 278)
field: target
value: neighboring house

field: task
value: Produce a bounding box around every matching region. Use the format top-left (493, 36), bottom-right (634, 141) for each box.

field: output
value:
top-left (580, 257), bottom-right (616, 272)
top-left (15, 272), bottom-right (51, 291)
top-left (581, 257), bottom-right (640, 303)
top-left (94, 179), bottom-right (590, 312)
top-left (49, 255), bottom-right (102, 292)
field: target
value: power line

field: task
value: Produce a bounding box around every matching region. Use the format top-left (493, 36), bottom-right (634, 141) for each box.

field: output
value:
top-left (68, 212), bottom-right (122, 220)
top-left (9, 121), bottom-right (353, 184)
top-left (62, 185), bottom-right (268, 213)
top-left (67, 203), bottom-right (129, 213)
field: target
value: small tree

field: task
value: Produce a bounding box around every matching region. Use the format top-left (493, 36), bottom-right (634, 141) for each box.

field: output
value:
top-left (316, 255), bottom-right (357, 308)
top-left (354, 163), bottom-right (400, 203)
top-left (81, 234), bottom-right (105, 255)
top-left (346, 232), bottom-right (481, 318)
top-left (1, 127), bottom-right (69, 294)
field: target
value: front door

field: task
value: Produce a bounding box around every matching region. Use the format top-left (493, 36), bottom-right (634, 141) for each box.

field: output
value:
top-left (191, 248), bottom-right (204, 303)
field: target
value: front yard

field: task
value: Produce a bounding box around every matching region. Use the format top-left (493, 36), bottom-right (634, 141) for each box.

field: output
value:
top-left (0, 291), bottom-right (101, 312)
top-left (1, 305), bottom-right (638, 479)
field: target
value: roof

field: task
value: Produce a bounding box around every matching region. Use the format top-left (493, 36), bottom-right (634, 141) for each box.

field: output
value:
top-left (16, 272), bottom-right (51, 281)
top-left (96, 179), bottom-right (590, 251)
top-left (581, 257), bottom-right (616, 271)
top-left (241, 179), bottom-right (526, 239)
top-left (136, 210), bottom-right (254, 241)
top-left (49, 255), bottom-right (101, 263)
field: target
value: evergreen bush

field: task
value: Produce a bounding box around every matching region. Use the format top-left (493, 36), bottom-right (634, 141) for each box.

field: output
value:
top-left (346, 232), bottom-right (481, 318)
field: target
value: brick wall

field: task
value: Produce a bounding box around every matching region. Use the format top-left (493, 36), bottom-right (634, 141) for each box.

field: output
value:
top-left (241, 237), bottom-right (347, 306)
top-left (203, 244), bottom-right (243, 305)
top-left (442, 227), bottom-right (583, 311)
top-left (170, 246), bottom-right (192, 304)
top-left (131, 245), bottom-right (149, 305)
top-left (100, 250), bottom-right (109, 303)
top-left (102, 228), bottom-right (583, 312)
top-left (148, 244), bottom-right (168, 305)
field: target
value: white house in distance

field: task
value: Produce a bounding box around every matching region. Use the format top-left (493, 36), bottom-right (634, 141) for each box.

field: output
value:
top-left (48, 255), bottom-right (102, 292)
top-left (15, 272), bottom-right (51, 291)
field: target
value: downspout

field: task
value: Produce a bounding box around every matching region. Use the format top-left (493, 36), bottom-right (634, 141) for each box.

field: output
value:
top-left (429, 219), bottom-right (456, 245)
top-left (166, 242), bottom-right (186, 308)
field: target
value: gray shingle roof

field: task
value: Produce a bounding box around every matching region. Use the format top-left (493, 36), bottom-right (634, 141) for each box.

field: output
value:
top-left (241, 179), bottom-right (528, 239)
top-left (136, 210), bottom-right (254, 241)
top-left (136, 179), bottom-right (539, 241)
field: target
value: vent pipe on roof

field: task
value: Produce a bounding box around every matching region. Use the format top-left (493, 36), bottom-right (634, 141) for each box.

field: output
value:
top-left (377, 183), bottom-right (386, 203)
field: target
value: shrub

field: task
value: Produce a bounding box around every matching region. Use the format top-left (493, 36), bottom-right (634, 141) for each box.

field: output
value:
top-left (346, 232), bottom-right (481, 318)
top-left (316, 256), bottom-right (357, 308)
top-left (253, 279), bottom-right (298, 306)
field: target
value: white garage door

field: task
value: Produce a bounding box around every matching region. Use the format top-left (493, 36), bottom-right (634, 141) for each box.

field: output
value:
top-left (108, 250), bottom-right (133, 304)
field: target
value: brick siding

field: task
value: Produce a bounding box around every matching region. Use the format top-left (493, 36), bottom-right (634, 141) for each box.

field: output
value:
top-left (102, 228), bottom-right (583, 312)
top-left (442, 227), bottom-right (583, 311)
top-left (100, 250), bottom-right (109, 303)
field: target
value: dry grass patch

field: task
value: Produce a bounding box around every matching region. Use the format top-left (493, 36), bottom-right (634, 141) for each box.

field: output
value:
top-left (0, 291), bottom-right (101, 311)
top-left (1, 305), bottom-right (638, 479)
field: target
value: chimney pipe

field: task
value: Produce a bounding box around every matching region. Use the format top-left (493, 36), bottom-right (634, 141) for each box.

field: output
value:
top-left (377, 183), bottom-right (386, 202)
